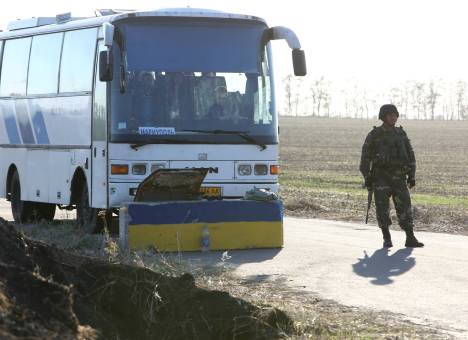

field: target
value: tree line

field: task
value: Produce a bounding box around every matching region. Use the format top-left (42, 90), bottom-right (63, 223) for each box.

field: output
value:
top-left (282, 75), bottom-right (468, 120)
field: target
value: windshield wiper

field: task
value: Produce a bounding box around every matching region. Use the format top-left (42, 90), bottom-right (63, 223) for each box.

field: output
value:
top-left (182, 129), bottom-right (267, 151)
top-left (130, 138), bottom-right (193, 150)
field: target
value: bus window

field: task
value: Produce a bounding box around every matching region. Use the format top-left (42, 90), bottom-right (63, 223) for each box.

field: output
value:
top-left (59, 28), bottom-right (98, 93)
top-left (0, 37), bottom-right (31, 97)
top-left (0, 41), bottom-right (3, 74)
top-left (27, 33), bottom-right (63, 95)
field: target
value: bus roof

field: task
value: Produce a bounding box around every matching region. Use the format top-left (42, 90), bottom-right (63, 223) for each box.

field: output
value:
top-left (0, 8), bottom-right (267, 40)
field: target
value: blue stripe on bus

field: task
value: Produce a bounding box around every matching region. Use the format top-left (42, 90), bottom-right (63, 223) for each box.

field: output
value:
top-left (15, 100), bottom-right (36, 144)
top-left (0, 101), bottom-right (21, 144)
top-left (127, 200), bottom-right (283, 225)
top-left (30, 104), bottom-right (50, 144)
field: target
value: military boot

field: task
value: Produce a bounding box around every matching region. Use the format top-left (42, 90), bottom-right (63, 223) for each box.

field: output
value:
top-left (404, 226), bottom-right (424, 247)
top-left (381, 227), bottom-right (393, 248)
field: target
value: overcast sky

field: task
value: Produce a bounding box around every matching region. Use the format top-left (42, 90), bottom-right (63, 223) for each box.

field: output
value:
top-left (2, 0), bottom-right (468, 95)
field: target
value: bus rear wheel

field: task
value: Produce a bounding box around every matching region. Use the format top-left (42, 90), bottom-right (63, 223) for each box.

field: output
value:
top-left (76, 183), bottom-right (108, 233)
top-left (11, 172), bottom-right (34, 223)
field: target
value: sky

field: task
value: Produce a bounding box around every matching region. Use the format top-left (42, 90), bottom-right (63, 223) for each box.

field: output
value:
top-left (2, 0), bottom-right (468, 109)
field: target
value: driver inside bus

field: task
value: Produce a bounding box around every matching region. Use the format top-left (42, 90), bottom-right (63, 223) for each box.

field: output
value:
top-left (207, 84), bottom-right (242, 123)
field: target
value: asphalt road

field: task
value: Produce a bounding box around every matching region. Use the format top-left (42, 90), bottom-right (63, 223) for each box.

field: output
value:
top-left (1, 199), bottom-right (467, 337)
top-left (181, 218), bottom-right (468, 337)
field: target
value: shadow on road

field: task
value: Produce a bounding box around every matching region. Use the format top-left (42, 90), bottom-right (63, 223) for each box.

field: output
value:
top-left (179, 248), bottom-right (282, 269)
top-left (221, 248), bottom-right (282, 265)
top-left (352, 248), bottom-right (415, 285)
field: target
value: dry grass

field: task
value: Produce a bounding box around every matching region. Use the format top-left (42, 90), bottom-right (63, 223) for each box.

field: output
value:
top-left (14, 221), bottom-right (454, 339)
top-left (279, 117), bottom-right (468, 235)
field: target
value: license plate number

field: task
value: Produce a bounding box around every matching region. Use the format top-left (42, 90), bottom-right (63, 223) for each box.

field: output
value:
top-left (200, 187), bottom-right (221, 197)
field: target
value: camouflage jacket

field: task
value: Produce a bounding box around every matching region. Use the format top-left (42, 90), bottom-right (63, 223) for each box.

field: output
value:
top-left (360, 125), bottom-right (416, 180)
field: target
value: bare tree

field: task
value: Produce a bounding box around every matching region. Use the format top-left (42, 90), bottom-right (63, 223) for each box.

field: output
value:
top-left (283, 74), bottom-right (293, 116)
top-left (344, 81), bottom-right (367, 118)
top-left (309, 76), bottom-right (331, 117)
top-left (281, 77), bottom-right (468, 120)
top-left (410, 82), bottom-right (426, 119)
top-left (455, 80), bottom-right (467, 120)
top-left (323, 92), bottom-right (331, 117)
top-left (400, 82), bottom-right (411, 118)
top-left (447, 82), bottom-right (456, 120)
top-left (389, 87), bottom-right (403, 109)
top-left (426, 80), bottom-right (440, 120)
top-left (294, 78), bottom-right (305, 116)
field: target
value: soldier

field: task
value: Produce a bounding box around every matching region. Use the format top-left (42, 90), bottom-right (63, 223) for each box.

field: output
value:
top-left (360, 104), bottom-right (424, 248)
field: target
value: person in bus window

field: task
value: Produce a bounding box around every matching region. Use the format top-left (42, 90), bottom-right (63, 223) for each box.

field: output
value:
top-left (196, 73), bottom-right (217, 119)
top-left (207, 85), bottom-right (227, 119)
top-left (132, 71), bottom-right (158, 127)
top-left (208, 84), bottom-right (242, 123)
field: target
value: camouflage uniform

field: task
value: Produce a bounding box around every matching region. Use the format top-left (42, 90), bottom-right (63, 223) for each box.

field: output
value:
top-left (360, 125), bottom-right (416, 231)
top-left (361, 104), bottom-right (423, 248)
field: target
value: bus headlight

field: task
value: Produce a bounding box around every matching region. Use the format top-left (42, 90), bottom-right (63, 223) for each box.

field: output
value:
top-left (238, 164), bottom-right (252, 176)
top-left (132, 164), bottom-right (147, 175)
top-left (151, 163), bottom-right (166, 173)
top-left (254, 164), bottom-right (268, 175)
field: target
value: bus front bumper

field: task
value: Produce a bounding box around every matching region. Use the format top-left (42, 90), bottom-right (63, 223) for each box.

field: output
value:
top-left (109, 182), bottom-right (279, 207)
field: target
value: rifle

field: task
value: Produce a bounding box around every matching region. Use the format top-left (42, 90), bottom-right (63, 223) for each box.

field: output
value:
top-left (364, 166), bottom-right (375, 224)
top-left (365, 185), bottom-right (373, 224)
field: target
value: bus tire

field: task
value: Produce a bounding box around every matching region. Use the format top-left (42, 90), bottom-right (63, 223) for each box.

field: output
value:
top-left (10, 171), bottom-right (34, 223)
top-left (76, 183), bottom-right (103, 233)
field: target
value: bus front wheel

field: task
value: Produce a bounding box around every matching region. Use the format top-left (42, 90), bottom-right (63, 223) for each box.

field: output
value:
top-left (76, 183), bottom-right (107, 233)
top-left (11, 172), bottom-right (33, 223)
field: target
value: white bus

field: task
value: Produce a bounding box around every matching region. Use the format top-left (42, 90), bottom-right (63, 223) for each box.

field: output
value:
top-left (0, 9), bottom-right (306, 232)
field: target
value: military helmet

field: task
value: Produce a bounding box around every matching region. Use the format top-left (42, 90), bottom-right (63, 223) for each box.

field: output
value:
top-left (378, 104), bottom-right (399, 120)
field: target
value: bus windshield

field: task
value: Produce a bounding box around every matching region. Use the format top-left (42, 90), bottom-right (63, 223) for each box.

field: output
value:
top-left (110, 20), bottom-right (277, 145)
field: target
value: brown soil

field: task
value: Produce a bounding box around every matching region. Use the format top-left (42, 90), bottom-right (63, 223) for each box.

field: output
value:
top-left (0, 217), bottom-right (291, 339)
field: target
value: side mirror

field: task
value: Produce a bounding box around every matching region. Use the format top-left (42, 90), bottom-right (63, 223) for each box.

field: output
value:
top-left (99, 50), bottom-right (113, 82)
top-left (292, 49), bottom-right (307, 76)
top-left (265, 27), bottom-right (307, 76)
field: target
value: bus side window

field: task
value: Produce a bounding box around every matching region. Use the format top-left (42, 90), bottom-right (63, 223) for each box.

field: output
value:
top-left (27, 33), bottom-right (63, 95)
top-left (0, 37), bottom-right (31, 97)
top-left (59, 28), bottom-right (98, 93)
top-left (0, 41), bottom-right (3, 79)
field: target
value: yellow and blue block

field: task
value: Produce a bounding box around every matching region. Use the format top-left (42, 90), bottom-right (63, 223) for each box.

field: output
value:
top-left (119, 200), bottom-right (283, 251)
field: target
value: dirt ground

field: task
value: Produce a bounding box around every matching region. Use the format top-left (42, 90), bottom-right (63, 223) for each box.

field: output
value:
top-left (8, 219), bottom-right (454, 339)
top-left (0, 217), bottom-right (292, 339)
top-left (279, 117), bottom-right (468, 235)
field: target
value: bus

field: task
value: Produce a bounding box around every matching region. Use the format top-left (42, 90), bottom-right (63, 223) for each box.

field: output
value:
top-left (0, 8), bottom-right (306, 232)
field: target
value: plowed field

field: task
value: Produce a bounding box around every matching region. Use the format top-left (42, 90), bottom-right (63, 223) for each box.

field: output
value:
top-left (279, 117), bottom-right (468, 235)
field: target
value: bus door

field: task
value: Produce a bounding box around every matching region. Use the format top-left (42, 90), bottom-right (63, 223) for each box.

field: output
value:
top-left (91, 40), bottom-right (108, 208)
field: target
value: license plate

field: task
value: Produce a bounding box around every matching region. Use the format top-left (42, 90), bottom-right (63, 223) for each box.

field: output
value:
top-left (200, 187), bottom-right (221, 197)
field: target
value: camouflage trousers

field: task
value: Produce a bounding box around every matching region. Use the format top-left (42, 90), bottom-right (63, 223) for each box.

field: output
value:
top-left (373, 176), bottom-right (414, 230)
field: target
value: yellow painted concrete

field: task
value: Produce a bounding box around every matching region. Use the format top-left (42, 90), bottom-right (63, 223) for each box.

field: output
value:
top-left (128, 221), bottom-right (283, 251)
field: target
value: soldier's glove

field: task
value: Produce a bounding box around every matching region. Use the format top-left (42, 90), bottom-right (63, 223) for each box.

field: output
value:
top-left (364, 177), bottom-right (373, 190)
top-left (407, 178), bottom-right (416, 188)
